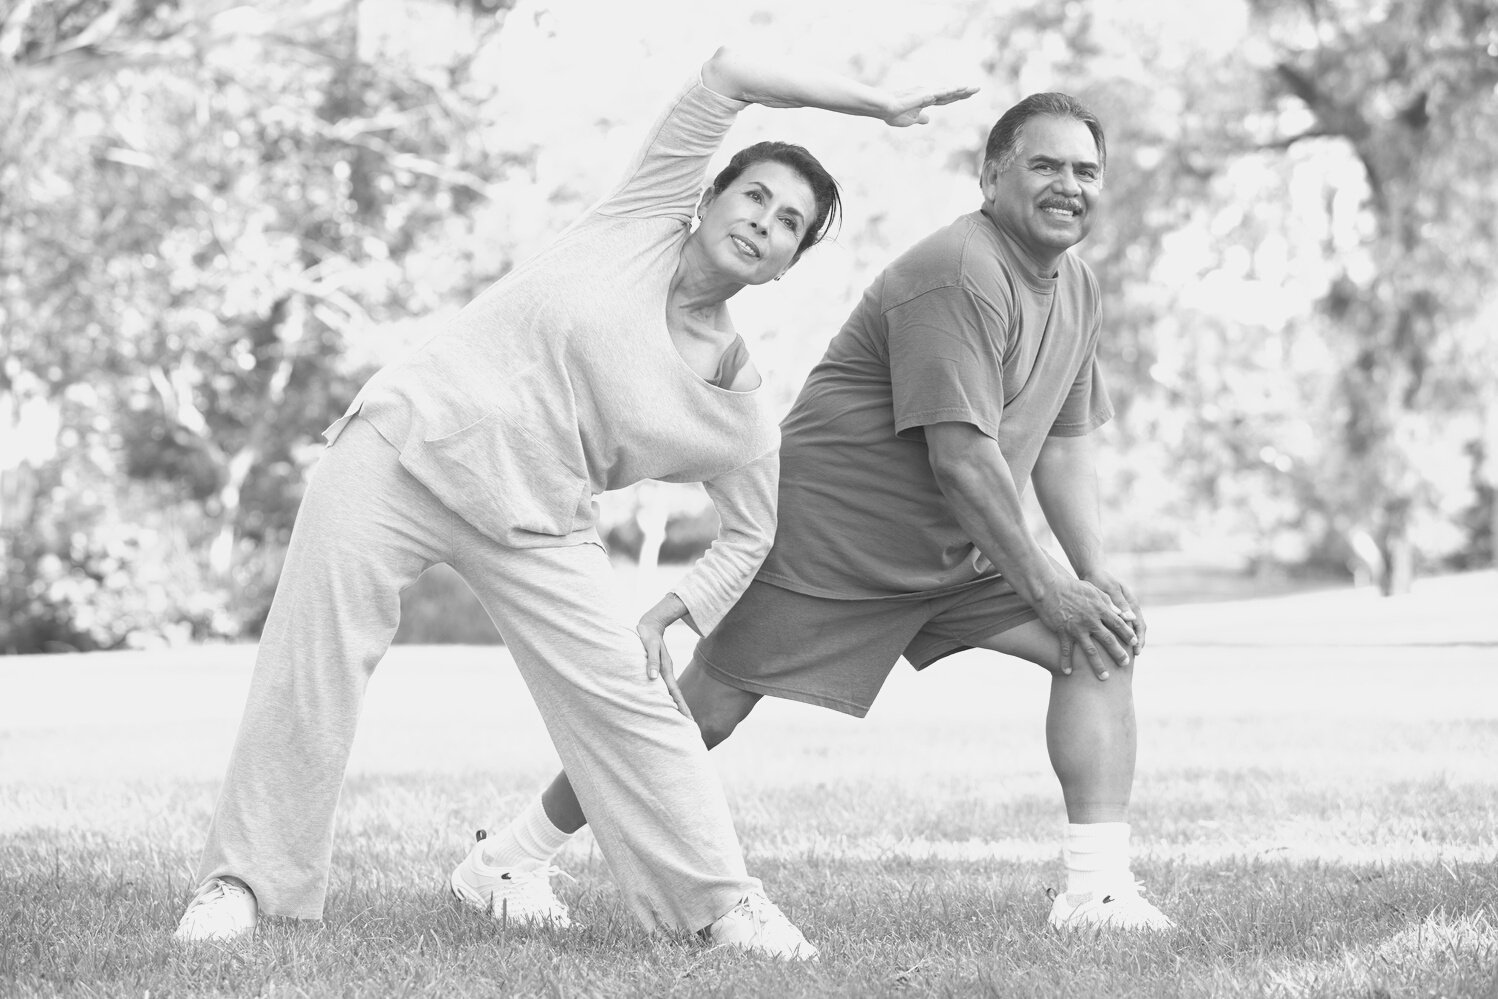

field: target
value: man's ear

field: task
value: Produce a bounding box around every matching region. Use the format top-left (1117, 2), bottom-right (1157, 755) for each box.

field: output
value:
top-left (978, 159), bottom-right (1000, 202)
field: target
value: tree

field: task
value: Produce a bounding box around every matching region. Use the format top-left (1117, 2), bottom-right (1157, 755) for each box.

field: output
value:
top-left (1248, 0), bottom-right (1498, 592)
top-left (0, 0), bottom-right (522, 649)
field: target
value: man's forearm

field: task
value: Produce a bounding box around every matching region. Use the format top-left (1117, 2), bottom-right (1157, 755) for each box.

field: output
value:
top-left (1033, 433), bottom-right (1107, 579)
top-left (926, 424), bottom-right (1059, 606)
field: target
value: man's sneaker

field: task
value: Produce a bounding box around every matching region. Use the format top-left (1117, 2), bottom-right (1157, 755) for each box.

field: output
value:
top-left (449, 832), bottom-right (571, 928)
top-left (1046, 881), bottom-right (1175, 931)
top-left (704, 891), bottom-right (819, 960)
top-left (174, 877), bottom-right (257, 942)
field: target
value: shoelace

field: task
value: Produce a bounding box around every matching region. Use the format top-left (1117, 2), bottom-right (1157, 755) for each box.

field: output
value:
top-left (501, 865), bottom-right (572, 894)
top-left (181, 879), bottom-right (251, 932)
top-left (1105, 880), bottom-right (1153, 904)
top-left (198, 879), bottom-right (250, 905)
top-left (492, 865), bottom-right (574, 923)
top-left (738, 893), bottom-right (799, 938)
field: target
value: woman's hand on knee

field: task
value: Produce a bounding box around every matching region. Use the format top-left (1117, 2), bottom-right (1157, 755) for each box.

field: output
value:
top-left (636, 594), bottom-right (695, 720)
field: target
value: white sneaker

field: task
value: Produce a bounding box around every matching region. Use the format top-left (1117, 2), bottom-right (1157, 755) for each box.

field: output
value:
top-left (174, 877), bottom-right (257, 942)
top-left (1047, 881), bottom-right (1175, 931)
top-left (704, 891), bottom-right (819, 960)
top-left (449, 833), bottom-right (572, 928)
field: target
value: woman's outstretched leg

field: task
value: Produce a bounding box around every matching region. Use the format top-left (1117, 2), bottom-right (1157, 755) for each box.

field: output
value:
top-left (178, 418), bottom-right (443, 938)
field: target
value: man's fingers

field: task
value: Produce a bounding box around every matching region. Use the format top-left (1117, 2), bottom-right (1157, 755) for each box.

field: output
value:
top-left (1103, 612), bottom-right (1136, 644)
top-left (1117, 589), bottom-right (1147, 653)
top-left (1082, 638), bottom-right (1111, 680)
top-left (1057, 633), bottom-right (1074, 675)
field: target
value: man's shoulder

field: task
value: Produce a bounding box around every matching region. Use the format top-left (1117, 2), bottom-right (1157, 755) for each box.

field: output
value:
top-left (878, 212), bottom-right (1016, 308)
top-left (1056, 250), bottom-right (1102, 303)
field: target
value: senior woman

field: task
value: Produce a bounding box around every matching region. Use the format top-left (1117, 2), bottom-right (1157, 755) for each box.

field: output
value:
top-left (173, 45), bottom-right (974, 958)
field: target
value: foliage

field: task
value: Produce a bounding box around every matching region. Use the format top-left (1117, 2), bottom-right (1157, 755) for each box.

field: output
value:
top-left (979, 0), bottom-right (1498, 587)
top-left (3, 0), bottom-right (1495, 652)
top-left (1244, 0), bottom-right (1498, 592)
top-left (1, 0), bottom-right (522, 649)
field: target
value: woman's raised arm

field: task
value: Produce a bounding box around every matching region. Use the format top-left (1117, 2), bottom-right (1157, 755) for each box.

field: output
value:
top-left (700, 45), bottom-right (978, 127)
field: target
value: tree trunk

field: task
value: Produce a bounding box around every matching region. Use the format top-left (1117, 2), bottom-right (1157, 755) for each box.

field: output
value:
top-left (1377, 499), bottom-right (1415, 596)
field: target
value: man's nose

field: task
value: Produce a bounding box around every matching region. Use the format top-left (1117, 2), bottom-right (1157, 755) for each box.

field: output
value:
top-left (1054, 168), bottom-right (1082, 194)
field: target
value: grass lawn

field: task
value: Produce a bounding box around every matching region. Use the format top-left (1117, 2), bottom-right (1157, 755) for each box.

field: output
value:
top-left (2, 570), bottom-right (1497, 997)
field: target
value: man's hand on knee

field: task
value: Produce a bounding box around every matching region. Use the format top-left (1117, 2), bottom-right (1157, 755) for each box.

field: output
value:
top-left (1039, 577), bottom-right (1137, 680)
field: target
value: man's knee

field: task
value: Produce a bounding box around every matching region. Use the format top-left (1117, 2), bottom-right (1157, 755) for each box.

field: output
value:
top-left (679, 663), bottom-right (760, 749)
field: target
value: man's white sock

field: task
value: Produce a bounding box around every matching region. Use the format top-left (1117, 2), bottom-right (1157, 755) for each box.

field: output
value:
top-left (1063, 821), bottom-right (1132, 895)
top-left (481, 796), bottom-right (574, 868)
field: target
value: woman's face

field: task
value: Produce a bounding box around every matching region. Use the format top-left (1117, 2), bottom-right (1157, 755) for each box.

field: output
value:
top-left (693, 160), bottom-right (819, 286)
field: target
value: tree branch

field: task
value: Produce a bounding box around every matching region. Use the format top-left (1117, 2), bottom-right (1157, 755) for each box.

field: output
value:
top-left (1256, 127), bottom-right (1343, 150)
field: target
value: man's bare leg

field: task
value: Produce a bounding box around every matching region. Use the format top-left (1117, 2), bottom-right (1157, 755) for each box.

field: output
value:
top-left (533, 663), bottom-right (762, 834)
top-left (448, 663), bottom-right (764, 928)
top-left (972, 617), bottom-right (1136, 821)
top-left (973, 618), bottom-right (1170, 929)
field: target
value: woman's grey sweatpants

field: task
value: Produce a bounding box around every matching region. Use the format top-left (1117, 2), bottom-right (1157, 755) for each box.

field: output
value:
top-left (192, 415), bottom-right (758, 932)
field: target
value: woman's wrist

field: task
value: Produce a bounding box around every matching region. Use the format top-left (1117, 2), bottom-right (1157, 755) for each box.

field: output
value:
top-left (643, 592), bottom-right (689, 628)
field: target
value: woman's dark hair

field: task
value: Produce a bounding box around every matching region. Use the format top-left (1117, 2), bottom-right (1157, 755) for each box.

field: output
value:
top-left (708, 141), bottom-right (842, 258)
top-left (983, 92), bottom-right (1106, 173)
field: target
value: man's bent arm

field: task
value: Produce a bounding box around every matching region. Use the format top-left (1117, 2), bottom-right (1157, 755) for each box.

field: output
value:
top-left (925, 421), bottom-right (1135, 675)
top-left (1033, 432), bottom-right (1146, 652)
top-left (1032, 433), bottom-right (1106, 578)
top-left (925, 422), bottom-right (1058, 606)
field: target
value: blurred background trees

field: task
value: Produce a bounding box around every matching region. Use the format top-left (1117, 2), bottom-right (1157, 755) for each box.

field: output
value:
top-left (2, 0), bottom-right (1494, 652)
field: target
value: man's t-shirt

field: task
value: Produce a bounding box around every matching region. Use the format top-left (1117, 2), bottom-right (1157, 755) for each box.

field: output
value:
top-left (756, 209), bottom-right (1112, 599)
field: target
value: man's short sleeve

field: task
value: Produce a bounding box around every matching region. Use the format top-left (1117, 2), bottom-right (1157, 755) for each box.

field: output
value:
top-left (1048, 354), bottom-right (1114, 436)
top-left (888, 286), bottom-right (1006, 441)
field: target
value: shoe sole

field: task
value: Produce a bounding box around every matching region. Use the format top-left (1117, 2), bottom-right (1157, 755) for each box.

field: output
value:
top-left (449, 865), bottom-right (490, 914)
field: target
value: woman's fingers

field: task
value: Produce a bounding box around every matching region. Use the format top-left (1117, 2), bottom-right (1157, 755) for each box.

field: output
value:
top-left (932, 85), bottom-right (980, 106)
top-left (638, 624), bottom-right (690, 718)
top-left (660, 653), bottom-right (694, 721)
top-left (637, 625), bottom-right (663, 680)
top-left (886, 85), bottom-right (980, 126)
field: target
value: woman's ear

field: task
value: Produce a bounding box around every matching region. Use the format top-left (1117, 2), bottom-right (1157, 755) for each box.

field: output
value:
top-left (695, 187), bottom-right (719, 221)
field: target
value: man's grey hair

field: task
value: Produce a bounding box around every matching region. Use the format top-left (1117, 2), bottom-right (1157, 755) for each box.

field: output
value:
top-left (983, 92), bottom-right (1107, 173)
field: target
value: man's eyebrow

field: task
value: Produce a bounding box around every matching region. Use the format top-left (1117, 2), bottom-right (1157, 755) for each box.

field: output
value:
top-left (1028, 153), bottom-right (1102, 169)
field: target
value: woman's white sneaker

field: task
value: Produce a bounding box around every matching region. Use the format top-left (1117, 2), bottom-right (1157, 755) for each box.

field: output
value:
top-left (174, 877), bottom-right (257, 942)
top-left (704, 891), bottom-right (819, 960)
top-left (448, 835), bottom-right (572, 928)
top-left (1047, 881), bottom-right (1175, 931)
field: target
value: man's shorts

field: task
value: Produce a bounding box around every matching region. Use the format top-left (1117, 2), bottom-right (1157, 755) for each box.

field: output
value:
top-left (692, 576), bottom-right (1040, 718)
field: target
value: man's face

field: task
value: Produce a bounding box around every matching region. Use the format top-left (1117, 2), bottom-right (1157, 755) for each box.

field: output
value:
top-left (981, 115), bottom-right (1104, 271)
